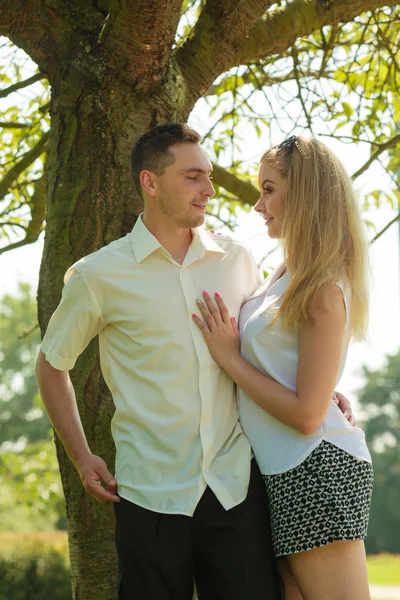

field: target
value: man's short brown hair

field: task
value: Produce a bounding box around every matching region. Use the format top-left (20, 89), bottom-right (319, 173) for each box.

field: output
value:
top-left (130, 124), bottom-right (201, 198)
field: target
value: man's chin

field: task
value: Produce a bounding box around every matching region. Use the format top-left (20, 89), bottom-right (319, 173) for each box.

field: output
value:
top-left (181, 215), bottom-right (205, 229)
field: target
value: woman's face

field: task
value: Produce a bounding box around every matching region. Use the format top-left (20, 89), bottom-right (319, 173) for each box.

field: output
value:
top-left (254, 161), bottom-right (285, 239)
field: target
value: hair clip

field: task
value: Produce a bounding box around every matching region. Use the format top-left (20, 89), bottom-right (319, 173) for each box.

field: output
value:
top-left (278, 135), bottom-right (305, 157)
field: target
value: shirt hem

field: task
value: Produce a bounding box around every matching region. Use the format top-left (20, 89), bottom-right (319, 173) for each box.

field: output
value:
top-left (259, 437), bottom-right (372, 476)
top-left (40, 340), bottom-right (76, 371)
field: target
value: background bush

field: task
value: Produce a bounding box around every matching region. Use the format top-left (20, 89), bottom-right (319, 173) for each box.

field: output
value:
top-left (0, 533), bottom-right (71, 600)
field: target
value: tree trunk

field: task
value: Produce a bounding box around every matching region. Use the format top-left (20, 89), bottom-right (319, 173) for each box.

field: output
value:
top-left (37, 63), bottom-right (189, 599)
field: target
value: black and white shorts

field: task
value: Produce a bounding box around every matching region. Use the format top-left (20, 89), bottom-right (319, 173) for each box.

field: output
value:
top-left (262, 440), bottom-right (373, 558)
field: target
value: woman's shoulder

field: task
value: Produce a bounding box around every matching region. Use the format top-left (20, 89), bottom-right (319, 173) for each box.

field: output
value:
top-left (302, 280), bottom-right (351, 334)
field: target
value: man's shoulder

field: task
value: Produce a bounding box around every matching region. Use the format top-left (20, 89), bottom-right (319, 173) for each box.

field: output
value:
top-left (67, 234), bottom-right (133, 278)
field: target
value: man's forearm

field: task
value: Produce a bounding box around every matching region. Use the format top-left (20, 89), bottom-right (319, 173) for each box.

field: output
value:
top-left (36, 350), bottom-right (91, 469)
top-left (36, 350), bottom-right (119, 504)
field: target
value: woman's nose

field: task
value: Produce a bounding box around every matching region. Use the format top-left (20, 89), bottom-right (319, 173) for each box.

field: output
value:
top-left (254, 196), bottom-right (264, 213)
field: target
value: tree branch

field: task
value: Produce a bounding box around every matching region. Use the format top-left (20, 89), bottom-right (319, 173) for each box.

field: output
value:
top-left (0, 1), bottom-right (74, 76)
top-left (0, 132), bottom-right (49, 200)
top-left (100, 0), bottom-right (183, 91)
top-left (352, 133), bottom-right (400, 180)
top-left (0, 122), bottom-right (33, 129)
top-left (212, 163), bottom-right (260, 206)
top-left (176, 0), bottom-right (272, 107)
top-left (0, 72), bottom-right (44, 98)
top-left (205, 67), bottom-right (332, 96)
top-left (0, 174), bottom-right (46, 256)
top-left (232, 0), bottom-right (400, 69)
top-left (370, 212), bottom-right (400, 244)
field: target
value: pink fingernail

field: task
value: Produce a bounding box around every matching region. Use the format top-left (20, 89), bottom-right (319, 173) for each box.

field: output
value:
top-left (202, 290), bottom-right (209, 297)
top-left (192, 313), bottom-right (197, 319)
top-left (233, 317), bottom-right (236, 323)
top-left (215, 292), bottom-right (220, 297)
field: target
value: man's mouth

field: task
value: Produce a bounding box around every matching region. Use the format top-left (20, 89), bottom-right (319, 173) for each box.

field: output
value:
top-left (193, 203), bottom-right (207, 211)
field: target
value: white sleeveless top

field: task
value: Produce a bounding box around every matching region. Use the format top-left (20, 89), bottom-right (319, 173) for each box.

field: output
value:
top-left (238, 264), bottom-right (372, 475)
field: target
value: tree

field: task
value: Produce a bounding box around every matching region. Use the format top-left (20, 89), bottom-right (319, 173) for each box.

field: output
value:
top-left (358, 350), bottom-right (400, 554)
top-left (1, 2), bottom-right (399, 598)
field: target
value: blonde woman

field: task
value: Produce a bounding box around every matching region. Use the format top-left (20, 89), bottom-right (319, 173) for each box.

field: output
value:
top-left (192, 136), bottom-right (373, 600)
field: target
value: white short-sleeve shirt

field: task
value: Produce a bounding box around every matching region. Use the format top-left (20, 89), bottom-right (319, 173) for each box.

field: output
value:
top-left (41, 216), bottom-right (261, 515)
top-left (238, 264), bottom-right (372, 475)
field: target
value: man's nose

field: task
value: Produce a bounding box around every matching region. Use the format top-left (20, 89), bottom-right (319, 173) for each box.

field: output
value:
top-left (204, 179), bottom-right (215, 198)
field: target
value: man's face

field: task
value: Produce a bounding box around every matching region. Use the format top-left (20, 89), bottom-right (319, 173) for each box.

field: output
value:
top-left (152, 143), bottom-right (215, 228)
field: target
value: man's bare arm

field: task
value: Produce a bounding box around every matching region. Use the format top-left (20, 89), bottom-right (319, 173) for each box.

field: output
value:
top-left (334, 391), bottom-right (356, 426)
top-left (36, 350), bottom-right (120, 504)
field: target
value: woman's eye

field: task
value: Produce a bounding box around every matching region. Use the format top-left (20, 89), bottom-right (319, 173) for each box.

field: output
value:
top-left (263, 187), bottom-right (273, 194)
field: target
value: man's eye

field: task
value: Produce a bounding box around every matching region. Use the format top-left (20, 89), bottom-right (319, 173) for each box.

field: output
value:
top-left (187, 176), bottom-right (198, 180)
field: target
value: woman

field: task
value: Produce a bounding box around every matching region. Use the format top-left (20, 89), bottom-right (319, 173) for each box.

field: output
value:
top-left (192, 136), bottom-right (373, 600)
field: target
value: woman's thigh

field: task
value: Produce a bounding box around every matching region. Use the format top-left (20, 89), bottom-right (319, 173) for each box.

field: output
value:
top-left (277, 559), bottom-right (304, 600)
top-left (287, 539), bottom-right (370, 600)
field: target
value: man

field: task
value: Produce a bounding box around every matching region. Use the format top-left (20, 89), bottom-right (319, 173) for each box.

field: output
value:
top-left (37, 124), bottom-right (353, 599)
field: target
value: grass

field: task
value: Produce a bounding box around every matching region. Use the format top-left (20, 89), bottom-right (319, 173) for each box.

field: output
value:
top-left (367, 554), bottom-right (400, 586)
top-left (0, 531), bottom-right (68, 559)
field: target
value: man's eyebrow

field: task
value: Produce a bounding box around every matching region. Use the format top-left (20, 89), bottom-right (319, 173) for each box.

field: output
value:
top-left (182, 168), bottom-right (213, 174)
top-left (261, 178), bottom-right (276, 186)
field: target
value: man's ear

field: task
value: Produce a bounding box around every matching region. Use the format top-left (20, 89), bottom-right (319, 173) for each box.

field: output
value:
top-left (140, 170), bottom-right (157, 197)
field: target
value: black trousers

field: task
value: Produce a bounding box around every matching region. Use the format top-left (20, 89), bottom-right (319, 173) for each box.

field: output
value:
top-left (114, 460), bottom-right (282, 600)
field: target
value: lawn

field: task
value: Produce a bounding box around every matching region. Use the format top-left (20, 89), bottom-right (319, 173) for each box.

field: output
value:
top-left (367, 554), bottom-right (400, 586)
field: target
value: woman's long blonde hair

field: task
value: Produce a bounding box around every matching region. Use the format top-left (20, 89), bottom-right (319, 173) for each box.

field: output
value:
top-left (261, 136), bottom-right (369, 340)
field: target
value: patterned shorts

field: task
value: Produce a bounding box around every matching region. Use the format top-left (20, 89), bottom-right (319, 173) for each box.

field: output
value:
top-left (262, 441), bottom-right (373, 558)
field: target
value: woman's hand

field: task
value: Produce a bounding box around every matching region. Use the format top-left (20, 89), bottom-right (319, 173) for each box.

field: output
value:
top-left (192, 291), bottom-right (241, 370)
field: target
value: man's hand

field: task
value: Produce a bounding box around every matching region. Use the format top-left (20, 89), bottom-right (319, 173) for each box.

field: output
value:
top-left (333, 391), bottom-right (356, 427)
top-left (77, 454), bottom-right (120, 504)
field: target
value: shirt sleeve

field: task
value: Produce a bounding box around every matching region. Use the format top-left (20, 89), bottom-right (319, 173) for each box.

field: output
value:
top-left (40, 268), bottom-right (105, 371)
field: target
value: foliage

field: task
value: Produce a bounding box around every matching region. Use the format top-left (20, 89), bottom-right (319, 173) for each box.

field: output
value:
top-left (1, 5), bottom-right (400, 243)
top-left (0, 285), bottom-right (66, 531)
top-left (0, 440), bottom-right (66, 532)
top-left (0, 39), bottom-right (49, 252)
top-left (0, 532), bottom-right (70, 600)
top-left (199, 5), bottom-right (400, 230)
top-left (0, 282), bottom-right (50, 446)
top-left (358, 349), bottom-right (400, 554)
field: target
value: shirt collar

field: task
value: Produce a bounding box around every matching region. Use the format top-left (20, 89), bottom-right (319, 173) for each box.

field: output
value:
top-left (130, 215), bottom-right (225, 264)
top-left (129, 215), bottom-right (163, 263)
top-left (191, 227), bottom-right (226, 258)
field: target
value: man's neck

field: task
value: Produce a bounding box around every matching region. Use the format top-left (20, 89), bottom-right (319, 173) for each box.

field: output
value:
top-left (141, 212), bottom-right (193, 265)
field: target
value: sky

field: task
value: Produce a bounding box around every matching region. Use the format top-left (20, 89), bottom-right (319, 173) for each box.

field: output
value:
top-left (1, 39), bottom-right (400, 416)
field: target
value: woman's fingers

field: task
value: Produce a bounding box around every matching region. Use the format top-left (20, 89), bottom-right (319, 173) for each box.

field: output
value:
top-left (192, 313), bottom-right (210, 337)
top-left (201, 291), bottom-right (222, 323)
top-left (214, 292), bottom-right (232, 325)
top-left (196, 291), bottom-right (236, 330)
top-left (196, 299), bottom-right (216, 330)
top-left (231, 316), bottom-right (238, 334)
